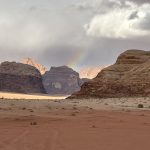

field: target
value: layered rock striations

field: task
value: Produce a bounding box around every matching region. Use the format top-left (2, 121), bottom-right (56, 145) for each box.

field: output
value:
top-left (43, 66), bottom-right (83, 95)
top-left (0, 62), bottom-right (46, 94)
top-left (68, 50), bottom-right (150, 99)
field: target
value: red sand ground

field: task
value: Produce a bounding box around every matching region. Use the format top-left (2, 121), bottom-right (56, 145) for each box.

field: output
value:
top-left (0, 110), bottom-right (150, 150)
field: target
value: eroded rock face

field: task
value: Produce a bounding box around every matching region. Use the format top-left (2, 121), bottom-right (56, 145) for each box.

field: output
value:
top-left (21, 58), bottom-right (47, 75)
top-left (0, 62), bottom-right (46, 94)
top-left (43, 66), bottom-right (83, 95)
top-left (79, 67), bottom-right (103, 79)
top-left (68, 50), bottom-right (150, 99)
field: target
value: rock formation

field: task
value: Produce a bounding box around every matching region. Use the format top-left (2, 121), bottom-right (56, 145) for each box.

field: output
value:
top-left (81, 78), bottom-right (91, 83)
top-left (21, 58), bottom-right (47, 74)
top-left (79, 67), bottom-right (103, 79)
top-left (43, 66), bottom-right (83, 95)
top-left (68, 50), bottom-right (150, 99)
top-left (0, 62), bottom-right (46, 94)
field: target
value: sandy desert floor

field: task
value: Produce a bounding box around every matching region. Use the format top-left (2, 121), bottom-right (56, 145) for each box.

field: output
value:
top-left (0, 97), bottom-right (150, 150)
top-left (0, 92), bottom-right (67, 100)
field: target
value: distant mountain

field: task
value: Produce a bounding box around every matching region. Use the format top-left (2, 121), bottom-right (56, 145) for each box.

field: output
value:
top-left (43, 66), bottom-right (84, 95)
top-left (68, 49), bottom-right (150, 99)
top-left (21, 58), bottom-right (47, 75)
top-left (79, 67), bottom-right (103, 79)
top-left (0, 61), bottom-right (46, 94)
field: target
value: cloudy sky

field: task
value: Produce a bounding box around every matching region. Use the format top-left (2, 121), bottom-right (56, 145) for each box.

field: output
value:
top-left (0, 0), bottom-right (150, 70)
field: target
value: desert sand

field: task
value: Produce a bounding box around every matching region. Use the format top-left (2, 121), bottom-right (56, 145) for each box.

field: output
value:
top-left (0, 95), bottom-right (150, 150)
top-left (0, 92), bottom-right (67, 100)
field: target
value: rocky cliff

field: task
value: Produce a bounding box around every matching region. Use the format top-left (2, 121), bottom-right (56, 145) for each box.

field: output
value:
top-left (68, 50), bottom-right (150, 99)
top-left (43, 66), bottom-right (83, 95)
top-left (79, 67), bottom-right (103, 79)
top-left (21, 58), bottom-right (47, 74)
top-left (0, 62), bottom-right (46, 94)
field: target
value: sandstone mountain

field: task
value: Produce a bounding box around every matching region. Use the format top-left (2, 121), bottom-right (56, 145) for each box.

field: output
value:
top-left (43, 66), bottom-right (83, 95)
top-left (68, 50), bottom-right (150, 99)
top-left (0, 62), bottom-right (46, 94)
top-left (79, 67), bottom-right (103, 79)
top-left (21, 58), bottom-right (47, 74)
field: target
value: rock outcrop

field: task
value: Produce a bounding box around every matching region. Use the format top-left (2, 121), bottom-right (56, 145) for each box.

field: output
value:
top-left (21, 58), bottom-right (47, 74)
top-left (43, 66), bottom-right (83, 95)
top-left (79, 67), bottom-right (103, 79)
top-left (0, 62), bottom-right (46, 94)
top-left (68, 50), bottom-right (150, 99)
top-left (81, 78), bottom-right (91, 83)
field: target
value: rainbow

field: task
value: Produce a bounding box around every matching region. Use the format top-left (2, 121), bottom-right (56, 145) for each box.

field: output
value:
top-left (67, 49), bottom-right (86, 70)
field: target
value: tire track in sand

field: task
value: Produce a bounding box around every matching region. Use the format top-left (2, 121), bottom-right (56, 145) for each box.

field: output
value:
top-left (0, 130), bottom-right (29, 150)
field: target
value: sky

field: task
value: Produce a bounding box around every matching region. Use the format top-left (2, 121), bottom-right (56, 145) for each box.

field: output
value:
top-left (0, 0), bottom-right (150, 70)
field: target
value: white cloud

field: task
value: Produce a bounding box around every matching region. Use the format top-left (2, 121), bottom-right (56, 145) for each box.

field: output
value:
top-left (84, 1), bottom-right (150, 38)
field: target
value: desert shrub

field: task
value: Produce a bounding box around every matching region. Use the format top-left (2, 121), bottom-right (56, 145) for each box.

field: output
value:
top-left (138, 104), bottom-right (144, 108)
top-left (91, 125), bottom-right (96, 128)
top-left (72, 107), bottom-right (77, 110)
top-left (71, 113), bottom-right (76, 116)
top-left (30, 121), bottom-right (37, 125)
top-left (22, 107), bottom-right (26, 110)
top-left (47, 106), bottom-right (51, 110)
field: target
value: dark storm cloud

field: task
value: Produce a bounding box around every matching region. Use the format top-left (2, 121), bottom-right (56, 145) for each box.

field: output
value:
top-left (81, 36), bottom-right (150, 68)
top-left (0, 48), bottom-right (36, 62)
top-left (136, 13), bottom-right (150, 30)
top-left (69, 0), bottom-right (124, 14)
top-left (70, 0), bottom-right (150, 15)
top-left (128, 11), bottom-right (139, 20)
top-left (39, 44), bottom-right (82, 69)
top-left (129, 0), bottom-right (150, 4)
